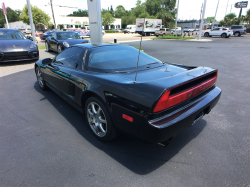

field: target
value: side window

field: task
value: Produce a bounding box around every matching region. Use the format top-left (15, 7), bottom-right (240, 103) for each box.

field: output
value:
top-left (53, 47), bottom-right (83, 68)
top-left (213, 28), bottom-right (220, 31)
top-left (223, 28), bottom-right (227, 30)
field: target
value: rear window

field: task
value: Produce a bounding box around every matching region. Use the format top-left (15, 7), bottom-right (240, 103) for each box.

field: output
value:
top-left (231, 26), bottom-right (243, 29)
top-left (87, 46), bottom-right (161, 72)
top-left (160, 29), bottom-right (165, 31)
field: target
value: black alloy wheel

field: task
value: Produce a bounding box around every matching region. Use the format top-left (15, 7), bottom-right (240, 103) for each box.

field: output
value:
top-left (204, 32), bottom-right (209, 37)
top-left (85, 97), bottom-right (119, 142)
top-left (221, 33), bottom-right (227, 38)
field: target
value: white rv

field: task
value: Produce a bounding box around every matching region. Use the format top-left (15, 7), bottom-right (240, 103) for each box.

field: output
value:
top-left (124, 25), bottom-right (136, 34)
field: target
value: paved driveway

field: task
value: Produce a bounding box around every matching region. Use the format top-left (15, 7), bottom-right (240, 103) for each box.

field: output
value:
top-left (0, 35), bottom-right (249, 187)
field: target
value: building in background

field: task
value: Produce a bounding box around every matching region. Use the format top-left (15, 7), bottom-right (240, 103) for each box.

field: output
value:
top-left (56, 16), bottom-right (121, 30)
top-left (5, 21), bottom-right (31, 30)
top-left (177, 20), bottom-right (210, 29)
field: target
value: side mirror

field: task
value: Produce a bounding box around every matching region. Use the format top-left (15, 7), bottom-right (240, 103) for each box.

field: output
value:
top-left (26, 35), bottom-right (33, 41)
top-left (81, 37), bottom-right (84, 39)
top-left (42, 58), bottom-right (52, 65)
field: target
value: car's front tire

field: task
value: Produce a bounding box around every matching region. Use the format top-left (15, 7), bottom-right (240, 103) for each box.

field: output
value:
top-left (204, 32), bottom-right (209, 37)
top-left (57, 45), bottom-right (62, 54)
top-left (36, 67), bottom-right (48, 90)
top-left (85, 97), bottom-right (119, 142)
top-left (45, 42), bottom-right (51, 52)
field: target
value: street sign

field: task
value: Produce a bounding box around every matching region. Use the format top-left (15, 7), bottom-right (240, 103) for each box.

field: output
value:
top-left (2, 2), bottom-right (7, 15)
top-left (234, 1), bottom-right (248, 8)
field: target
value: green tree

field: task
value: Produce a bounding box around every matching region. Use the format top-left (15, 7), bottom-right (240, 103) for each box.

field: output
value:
top-left (68, 9), bottom-right (88, 17)
top-left (102, 11), bottom-right (115, 29)
top-left (20, 5), bottom-right (51, 26)
top-left (224, 13), bottom-right (237, 26)
top-left (0, 7), bottom-right (20, 28)
top-left (110, 5), bottom-right (114, 17)
top-left (219, 20), bottom-right (225, 26)
top-left (245, 9), bottom-right (250, 28)
top-left (115, 5), bottom-right (126, 18)
top-left (138, 12), bottom-right (156, 19)
top-left (121, 11), bottom-right (136, 28)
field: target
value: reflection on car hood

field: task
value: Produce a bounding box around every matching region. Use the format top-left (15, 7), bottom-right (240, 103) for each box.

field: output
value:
top-left (59, 39), bottom-right (89, 46)
top-left (0, 40), bottom-right (31, 52)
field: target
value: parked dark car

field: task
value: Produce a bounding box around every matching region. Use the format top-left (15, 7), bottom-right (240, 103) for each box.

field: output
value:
top-left (45, 31), bottom-right (89, 53)
top-left (40, 31), bottom-right (53, 40)
top-left (35, 44), bottom-right (221, 145)
top-left (229, 25), bottom-right (246, 36)
top-left (0, 29), bottom-right (39, 63)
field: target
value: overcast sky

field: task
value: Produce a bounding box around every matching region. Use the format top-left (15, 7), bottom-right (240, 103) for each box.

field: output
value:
top-left (4, 0), bottom-right (249, 22)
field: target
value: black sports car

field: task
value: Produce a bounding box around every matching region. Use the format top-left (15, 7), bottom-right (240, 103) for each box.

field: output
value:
top-left (0, 29), bottom-right (39, 62)
top-left (45, 31), bottom-right (89, 53)
top-left (35, 44), bottom-right (221, 145)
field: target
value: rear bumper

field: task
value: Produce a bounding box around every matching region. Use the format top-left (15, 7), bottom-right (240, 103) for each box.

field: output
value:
top-left (138, 87), bottom-right (221, 143)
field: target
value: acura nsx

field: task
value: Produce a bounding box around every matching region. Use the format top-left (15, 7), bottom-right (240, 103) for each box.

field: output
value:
top-left (35, 44), bottom-right (221, 145)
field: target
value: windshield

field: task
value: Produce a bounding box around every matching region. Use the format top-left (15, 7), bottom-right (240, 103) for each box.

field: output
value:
top-left (87, 46), bottom-right (162, 72)
top-left (57, 32), bottom-right (80, 40)
top-left (0, 30), bottom-right (25, 40)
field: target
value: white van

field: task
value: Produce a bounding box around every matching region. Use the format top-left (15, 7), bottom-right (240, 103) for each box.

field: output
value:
top-left (124, 25), bottom-right (136, 34)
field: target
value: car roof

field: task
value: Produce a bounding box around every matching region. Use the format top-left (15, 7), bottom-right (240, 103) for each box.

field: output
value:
top-left (0, 29), bottom-right (19, 31)
top-left (73, 43), bottom-right (128, 49)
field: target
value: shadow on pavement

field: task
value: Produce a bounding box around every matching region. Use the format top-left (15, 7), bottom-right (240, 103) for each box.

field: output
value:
top-left (0, 60), bottom-right (38, 67)
top-left (34, 81), bottom-right (207, 175)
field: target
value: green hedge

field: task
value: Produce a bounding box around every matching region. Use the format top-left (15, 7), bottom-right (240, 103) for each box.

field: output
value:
top-left (105, 30), bottom-right (118, 33)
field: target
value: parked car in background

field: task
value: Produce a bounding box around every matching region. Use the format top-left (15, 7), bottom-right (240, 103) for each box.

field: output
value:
top-left (229, 25), bottom-right (246, 37)
top-left (0, 29), bottom-right (39, 63)
top-left (35, 30), bottom-right (41, 37)
top-left (45, 31), bottom-right (89, 53)
top-left (40, 31), bottom-right (53, 40)
top-left (124, 25), bottom-right (136, 34)
top-left (35, 43), bottom-right (221, 144)
top-left (171, 27), bottom-right (182, 34)
top-left (203, 27), bottom-right (232, 38)
top-left (155, 28), bottom-right (171, 37)
top-left (24, 28), bottom-right (31, 34)
top-left (183, 27), bottom-right (194, 32)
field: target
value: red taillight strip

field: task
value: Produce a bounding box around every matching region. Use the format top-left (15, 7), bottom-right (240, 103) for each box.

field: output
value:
top-left (153, 72), bottom-right (217, 113)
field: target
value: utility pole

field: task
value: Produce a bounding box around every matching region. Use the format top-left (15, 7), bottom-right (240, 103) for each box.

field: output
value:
top-left (238, 8), bottom-right (243, 25)
top-left (225, 0), bottom-right (229, 16)
top-left (50, 0), bottom-right (57, 29)
top-left (199, 0), bottom-right (207, 40)
top-left (212, 0), bottom-right (220, 30)
top-left (175, 0), bottom-right (180, 37)
top-left (200, 3), bottom-right (203, 27)
top-left (26, 0), bottom-right (36, 43)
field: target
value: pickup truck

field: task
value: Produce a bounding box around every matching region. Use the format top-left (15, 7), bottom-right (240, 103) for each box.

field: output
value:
top-left (155, 28), bottom-right (171, 37)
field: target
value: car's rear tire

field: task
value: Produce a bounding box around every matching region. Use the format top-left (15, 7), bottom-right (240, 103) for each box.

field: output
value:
top-left (45, 42), bottom-right (51, 52)
top-left (36, 67), bottom-right (48, 90)
top-left (85, 97), bottom-right (119, 142)
top-left (156, 35), bottom-right (159, 37)
top-left (204, 32), bottom-right (209, 37)
top-left (221, 33), bottom-right (227, 38)
top-left (234, 32), bottom-right (240, 37)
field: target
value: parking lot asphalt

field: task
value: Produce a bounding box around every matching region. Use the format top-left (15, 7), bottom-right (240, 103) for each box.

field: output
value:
top-left (0, 35), bottom-right (250, 187)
